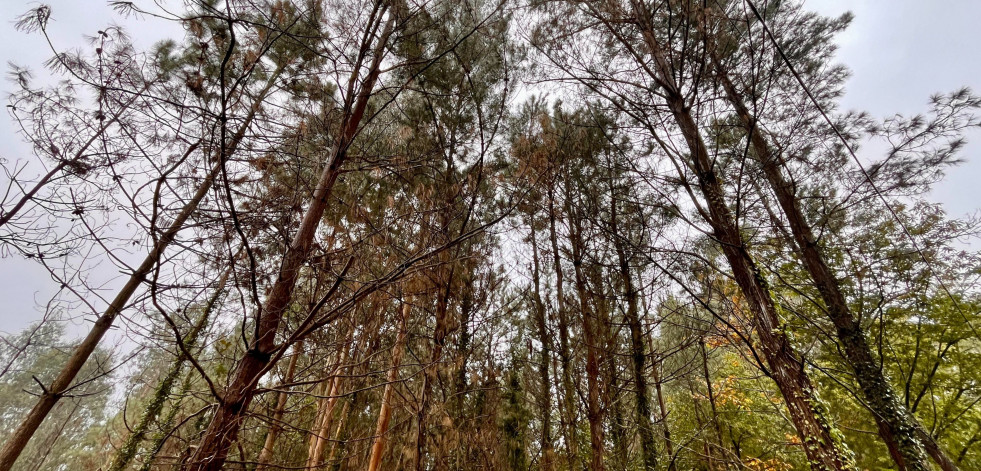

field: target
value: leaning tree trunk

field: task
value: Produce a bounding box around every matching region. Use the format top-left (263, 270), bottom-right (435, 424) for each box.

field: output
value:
top-left (184, 7), bottom-right (397, 470)
top-left (0, 71), bottom-right (279, 471)
top-left (625, 4), bottom-right (854, 468)
top-left (106, 268), bottom-right (231, 471)
top-left (705, 32), bottom-right (946, 470)
top-left (667, 83), bottom-right (852, 470)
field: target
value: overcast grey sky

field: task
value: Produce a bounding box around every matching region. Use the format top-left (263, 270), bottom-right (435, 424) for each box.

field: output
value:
top-left (0, 0), bottom-right (979, 335)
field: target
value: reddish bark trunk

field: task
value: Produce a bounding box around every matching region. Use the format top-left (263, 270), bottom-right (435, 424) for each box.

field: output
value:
top-left (367, 301), bottom-right (410, 471)
top-left (183, 8), bottom-right (396, 470)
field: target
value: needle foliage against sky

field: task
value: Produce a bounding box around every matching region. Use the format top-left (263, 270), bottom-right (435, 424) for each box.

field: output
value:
top-left (0, 0), bottom-right (978, 334)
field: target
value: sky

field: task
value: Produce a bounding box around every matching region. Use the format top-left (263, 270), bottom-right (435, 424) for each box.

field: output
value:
top-left (0, 0), bottom-right (979, 335)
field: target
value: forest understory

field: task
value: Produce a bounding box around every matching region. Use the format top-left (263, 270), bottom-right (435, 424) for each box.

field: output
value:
top-left (0, 0), bottom-right (980, 470)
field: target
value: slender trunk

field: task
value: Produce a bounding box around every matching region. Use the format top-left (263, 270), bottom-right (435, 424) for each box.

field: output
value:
top-left (606, 177), bottom-right (658, 470)
top-left (607, 369), bottom-right (629, 471)
top-left (450, 287), bottom-right (473, 469)
top-left (547, 186), bottom-right (580, 469)
top-left (255, 340), bottom-right (304, 471)
top-left (107, 269), bottom-right (231, 471)
top-left (307, 339), bottom-right (350, 470)
top-left (306, 353), bottom-right (337, 469)
top-left (324, 393), bottom-right (351, 467)
top-left (138, 367), bottom-right (197, 471)
top-left (0, 75), bottom-right (275, 469)
top-left (311, 366), bottom-right (344, 468)
top-left (700, 340), bottom-right (728, 469)
top-left (652, 359), bottom-right (676, 471)
top-left (367, 301), bottom-right (410, 471)
top-left (529, 222), bottom-right (555, 471)
top-left (707, 33), bottom-right (945, 470)
top-left (412, 275), bottom-right (451, 471)
top-left (567, 207), bottom-right (605, 471)
top-left (689, 377), bottom-right (717, 470)
top-left (628, 4), bottom-right (854, 468)
top-left (184, 8), bottom-right (396, 470)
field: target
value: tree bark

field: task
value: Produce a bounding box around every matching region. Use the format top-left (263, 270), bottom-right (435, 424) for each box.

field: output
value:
top-left (367, 301), bottom-right (410, 471)
top-left (607, 176), bottom-right (658, 471)
top-left (626, 3), bottom-right (854, 468)
top-left (107, 268), bottom-right (231, 471)
top-left (547, 185), bottom-right (581, 469)
top-left (0, 72), bottom-right (276, 470)
top-left (183, 7), bottom-right (396, 469)
top-left (703, 26), bottom-right (943, 470)
top-left (306, 340), bottom-right (349, 470)
top-left (255, 340), bottom-right (304, 471)
top-left (652, 358), bottom-right (676, 471)
top-left (529, 221), bottom-right (556, 471)
top-left (566, 201), bottom-right (606, 471)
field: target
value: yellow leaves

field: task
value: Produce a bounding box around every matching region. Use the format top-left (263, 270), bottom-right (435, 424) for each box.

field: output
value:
top-left (714, 378), bottom-right (752, 409)
top-left (743, 457), bottom-right (793, 471)
top-left (705, 335), bottom-right (727, 348)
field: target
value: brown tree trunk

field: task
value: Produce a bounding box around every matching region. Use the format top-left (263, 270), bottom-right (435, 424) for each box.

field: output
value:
top-left (324, 392), bottom-right (352, 467)
top-left (183, 8), bottom-right (396, 470)
top-left (652, 358), bottom-right (676, 471)
top-left (0, 72), bottom-right (278, 470)
top-left (367, 301), bottom-right (410, 471)
top-left (705, 31), bottom-right (946, 470)
top-left (529, 222), bottom-right (555, 471)
top-left (107, 267), bottom-right (233, 471)
top-left (547, 186), bottom-right (581, 469)
top-left (606, 176), bottom-right (658, 471)
top-left (700, 339), bottom-right (729, 468)
top-left (411, 275), bottom-right (452, 471)
top-left (626, 4), bottom-right (854, 468)
top-left (567, 204), bottom-right (606, 471)
top-left (255, 340), bottom-right (304, 470)
top-left (306, 339), bottom-right (349, 470)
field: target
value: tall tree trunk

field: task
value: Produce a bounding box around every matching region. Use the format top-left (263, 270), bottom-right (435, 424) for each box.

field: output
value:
top-left (306, 351), bottom-right (339, 469)
top-left (367, 301), bottom-right (410, 471)
top-left (184, 7), bottom-right (396, 469)
top-left (529, 222), bottom-right (556, 471)
top-left (324, 392), bottom-right (352, 467)
top-left (0, 70), bottom-right (279, 470)
top-left (567, 206), bottom-right (606, 471)
top-left (652, 358), bottom-right (676, 471)
top-left (412, 274), bottom-right (452, 471)
top-left (107, 268), bottom-right (231, 471)
top-left (255, 340), bottom-right (304, 471)
top-left (606, 176), bottom-right (658, 471)
top-left (626, 4), bottom-right (854, 468)
top-left (700, 339), bottom-right (729, 469)
top-left (307, 336), bottom-right (352, 470)
top-left (704, 27), bottom-right (947, 470)
top-left (547, 186), bottom-right (580, 469)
